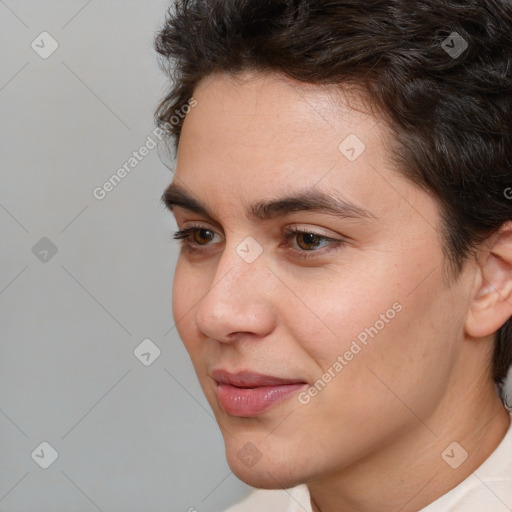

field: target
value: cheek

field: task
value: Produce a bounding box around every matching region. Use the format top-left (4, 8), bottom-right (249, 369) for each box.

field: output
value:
top-left (171, 259), bottom-right (202, 351)
top-left (300, 261), bottom-right (460, 426)
top-left (290, 266), bottom-right (405, 367)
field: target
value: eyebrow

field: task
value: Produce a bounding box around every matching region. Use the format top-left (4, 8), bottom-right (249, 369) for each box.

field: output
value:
top-left (161, 183), bottom-right (377, 223)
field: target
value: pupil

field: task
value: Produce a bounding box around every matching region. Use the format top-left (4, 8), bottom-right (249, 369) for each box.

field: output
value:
top-left (195, 229), bottom-right (212, 244)
top-left (299, 233), bottom-right (319, 250)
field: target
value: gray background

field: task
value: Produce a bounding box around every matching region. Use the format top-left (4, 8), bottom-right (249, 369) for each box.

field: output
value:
top-left (1, 2), bottom-right (511, 512)
top-left (0, 1), bottom-right (251, 511)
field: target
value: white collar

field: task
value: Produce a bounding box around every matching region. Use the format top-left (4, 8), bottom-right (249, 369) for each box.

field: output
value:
top-left (287, 408), bottom-right (512, 512)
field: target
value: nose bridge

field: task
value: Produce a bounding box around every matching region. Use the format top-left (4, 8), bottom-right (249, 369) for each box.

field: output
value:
top-left (204, 238), bottom-right (263, 311)
top-left (194, 238), bottom-right (271, 339)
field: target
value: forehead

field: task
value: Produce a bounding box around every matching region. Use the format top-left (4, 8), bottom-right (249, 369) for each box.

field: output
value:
top-left (182, 71), bottom-right (376, 150)
top-left (173, 72), bottom-right (430, 227)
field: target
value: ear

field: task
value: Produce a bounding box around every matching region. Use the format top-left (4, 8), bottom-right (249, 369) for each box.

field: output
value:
top-left (466, 221), bottom-right (512, 338)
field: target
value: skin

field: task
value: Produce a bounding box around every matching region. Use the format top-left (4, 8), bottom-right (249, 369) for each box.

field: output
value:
top-left (166, 71), bottom-right (512, 512)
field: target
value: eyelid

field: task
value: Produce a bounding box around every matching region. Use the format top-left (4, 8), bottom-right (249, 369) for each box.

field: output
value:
top-left (172, 222), bottom-right (347, 260)
top-left (176, 221), bottom-right (342, 239)
top-left (282, 226), bottom-right (343, 256)
top-left (173, 223), bottom-right (223, 244)
top-left (284, 223), bottom-right (342, 239)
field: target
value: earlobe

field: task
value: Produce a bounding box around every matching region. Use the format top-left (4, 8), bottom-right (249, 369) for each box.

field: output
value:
top-left (465, 222), bottom-right (512, 338)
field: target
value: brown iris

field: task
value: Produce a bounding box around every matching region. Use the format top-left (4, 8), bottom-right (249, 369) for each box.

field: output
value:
top-left (192, 228), bottom-right (215, 245)
top-left (295, 232), bottom-right (322, 251)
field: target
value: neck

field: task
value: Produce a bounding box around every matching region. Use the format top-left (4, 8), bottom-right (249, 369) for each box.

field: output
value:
top-left (308, 379), bottom-right (510, 512)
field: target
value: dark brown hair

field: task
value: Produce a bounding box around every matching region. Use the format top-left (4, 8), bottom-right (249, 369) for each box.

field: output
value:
top-left (154, 0), bottom-right (512, 394)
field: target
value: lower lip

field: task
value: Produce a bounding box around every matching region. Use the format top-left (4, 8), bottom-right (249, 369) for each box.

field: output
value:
top-left (216, 382), bottom-right (307, 417)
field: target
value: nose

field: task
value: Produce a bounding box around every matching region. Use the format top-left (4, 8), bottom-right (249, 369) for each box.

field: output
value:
top-left (193, 241), bottom-right (276, 343)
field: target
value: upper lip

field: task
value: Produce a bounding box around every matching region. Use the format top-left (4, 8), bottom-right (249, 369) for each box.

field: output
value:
top-left (212, 369), bottom-right (306, 388)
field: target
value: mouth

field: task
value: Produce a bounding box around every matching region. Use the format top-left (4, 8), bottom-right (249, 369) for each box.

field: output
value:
top-left (212, 369), bottom-right (308, 417)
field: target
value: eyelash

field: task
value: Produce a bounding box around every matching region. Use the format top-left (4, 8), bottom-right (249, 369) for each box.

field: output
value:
top-left (172, 224), bottom-right (345, 260)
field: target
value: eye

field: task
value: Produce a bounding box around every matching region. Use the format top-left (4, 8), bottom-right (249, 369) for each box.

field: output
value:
top-left (286, 229), bottom-right (328, 251)
top-left (173, 225), bottom-right (220, 247)
top-left (282, 227), bottom-right (344, 259)
top-left (172, 225), bottom-right (345, 260)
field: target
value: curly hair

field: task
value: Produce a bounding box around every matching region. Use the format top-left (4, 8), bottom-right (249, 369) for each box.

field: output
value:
top-left (154, 0), bottom-right (512, 393)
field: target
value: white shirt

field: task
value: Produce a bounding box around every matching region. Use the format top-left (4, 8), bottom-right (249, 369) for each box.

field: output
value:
top-left (225, 409), bottom-right (512, 512)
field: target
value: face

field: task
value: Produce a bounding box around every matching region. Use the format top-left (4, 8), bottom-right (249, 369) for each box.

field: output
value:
top-left (166, 72), bottom-right (476, 488)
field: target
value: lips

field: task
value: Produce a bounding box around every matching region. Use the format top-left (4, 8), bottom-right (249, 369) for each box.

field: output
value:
top-left (212, 369), bottom-right (307, 417)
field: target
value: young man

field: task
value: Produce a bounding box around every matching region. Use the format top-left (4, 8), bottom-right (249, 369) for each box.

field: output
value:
top-left (155, 1), bottom-right (512, 510)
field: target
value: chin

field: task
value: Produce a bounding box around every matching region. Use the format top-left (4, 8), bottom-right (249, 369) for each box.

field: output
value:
top-left (222, 434), bottom-right (311, 490)
top-left (226, 454), bottom-right (304, 489)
